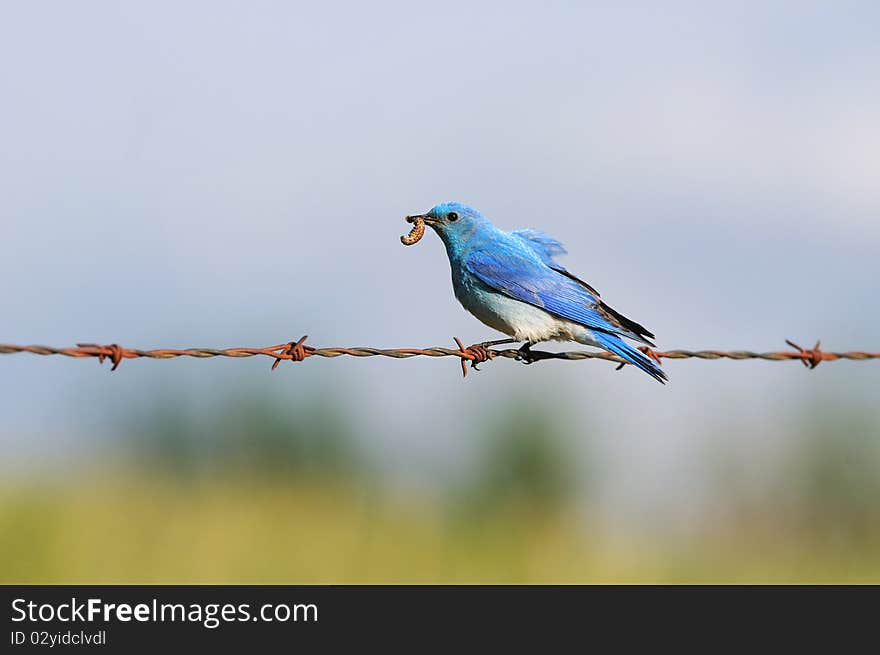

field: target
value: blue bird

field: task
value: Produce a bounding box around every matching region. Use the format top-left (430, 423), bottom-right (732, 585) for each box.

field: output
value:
top-left (409, 202), bottom-right (667, 383)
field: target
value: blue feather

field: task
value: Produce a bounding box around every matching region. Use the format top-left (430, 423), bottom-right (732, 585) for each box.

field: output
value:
top-left (592, 331), bottom-right (667, 384)
top-left (511, 229), bottom-right (567, 268)
top-left (465, 248), bottom-right (624, 338)
top-left (512, 229), bottom-right (605, 299)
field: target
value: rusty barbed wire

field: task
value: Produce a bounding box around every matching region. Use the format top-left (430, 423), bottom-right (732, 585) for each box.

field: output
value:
top-left (1, 337), bottom-right (878, 379)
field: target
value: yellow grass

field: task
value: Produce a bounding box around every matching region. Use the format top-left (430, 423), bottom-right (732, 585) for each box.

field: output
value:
top-left (3, 474), bottom-right (879, 584)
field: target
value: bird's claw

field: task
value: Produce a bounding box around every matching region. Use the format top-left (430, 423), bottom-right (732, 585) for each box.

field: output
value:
top-left (516, 343), bottom-right (536, 365)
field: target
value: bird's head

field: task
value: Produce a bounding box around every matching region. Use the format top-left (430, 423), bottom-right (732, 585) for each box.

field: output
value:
top-left (407, 202), bottom-right (489, 252)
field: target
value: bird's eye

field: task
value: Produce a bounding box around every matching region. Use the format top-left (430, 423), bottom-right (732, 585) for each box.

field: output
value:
top-left (447, 212), bottom-right (459, 222)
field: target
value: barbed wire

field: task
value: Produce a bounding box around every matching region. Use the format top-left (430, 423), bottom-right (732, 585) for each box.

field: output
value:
top-left (6, 222), bottom-right (875, 378)
top-left (1, 337), bottom-right (878, 379)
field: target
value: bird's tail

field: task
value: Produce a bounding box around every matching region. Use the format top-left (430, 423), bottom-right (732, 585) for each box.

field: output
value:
top-left (592, 331), bottom-right (668, 384)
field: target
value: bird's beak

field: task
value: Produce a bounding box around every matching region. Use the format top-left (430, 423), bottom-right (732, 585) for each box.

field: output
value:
top-left (407, 213), bottom-right (440, 226)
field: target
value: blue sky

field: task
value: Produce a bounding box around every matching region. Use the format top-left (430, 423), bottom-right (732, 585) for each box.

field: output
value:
top-left (2, 2), bottom-right (879, 518)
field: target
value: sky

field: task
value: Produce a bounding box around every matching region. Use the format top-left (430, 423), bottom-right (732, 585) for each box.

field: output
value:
top-left (2, 1), bottom-right (879, 520)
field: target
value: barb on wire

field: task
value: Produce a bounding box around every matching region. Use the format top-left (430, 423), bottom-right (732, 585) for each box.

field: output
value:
top-left (454, 337), bottom-right (496, 378)
top-left (271, 335), bottom-right (313, 370)
top-left (1, 337), bottom-right (879, 379)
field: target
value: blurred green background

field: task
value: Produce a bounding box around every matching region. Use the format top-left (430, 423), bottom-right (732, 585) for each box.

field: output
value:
top-left (3, 387), bottom-right (878, 583)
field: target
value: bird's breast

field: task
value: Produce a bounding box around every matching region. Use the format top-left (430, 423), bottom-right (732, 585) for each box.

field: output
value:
top-left (451, 269), bottom-right (577, 342)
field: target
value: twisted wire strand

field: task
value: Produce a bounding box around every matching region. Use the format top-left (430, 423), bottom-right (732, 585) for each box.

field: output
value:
top-left (5, 221), bottom-right (874, 376)
top-left (1, 337), bottom-right (878, 378)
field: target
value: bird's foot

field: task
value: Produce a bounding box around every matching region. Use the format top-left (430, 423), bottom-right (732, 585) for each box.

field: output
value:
top-left (516, 342), bottom-right (537, 365)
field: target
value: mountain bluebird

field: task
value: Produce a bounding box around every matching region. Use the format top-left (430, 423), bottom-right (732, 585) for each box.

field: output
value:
top-left (408, 202), bottom-right (667, 383)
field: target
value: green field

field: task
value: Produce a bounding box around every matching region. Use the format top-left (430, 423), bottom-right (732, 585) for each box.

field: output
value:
top-left (3, 473), bottom-right (879, 584)
top-left (4, 394), bottom-right (879, 584)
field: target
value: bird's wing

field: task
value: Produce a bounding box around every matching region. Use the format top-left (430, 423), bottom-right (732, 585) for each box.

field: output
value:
top-left (512, 229), bottom-right (603, 298)
top-left (465, 247), bottom-right (649, 342)
top-left (511, 229), bottom-right (567, 265)
top-left (510, 229), bottom-right (655, 342)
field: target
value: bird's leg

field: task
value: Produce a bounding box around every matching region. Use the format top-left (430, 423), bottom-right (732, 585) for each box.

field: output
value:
top-left (516, 341), bottom-right (537, 365)
top-left (477, 338), bottom-right (518, 349)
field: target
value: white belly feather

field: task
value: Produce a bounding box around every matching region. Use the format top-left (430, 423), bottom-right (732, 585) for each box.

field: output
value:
top-left (455, 283), bottom-right (600, 347)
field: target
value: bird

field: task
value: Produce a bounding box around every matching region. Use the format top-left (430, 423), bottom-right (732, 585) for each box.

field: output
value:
top-left (408, 202), bottom-right (667, 383)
